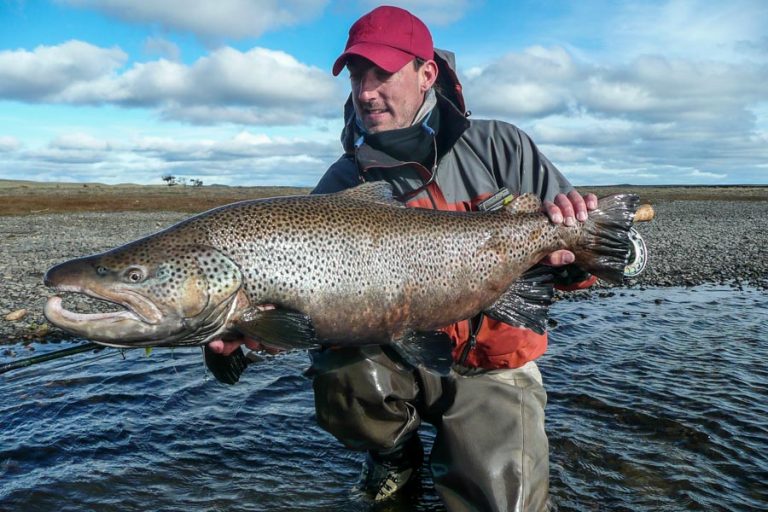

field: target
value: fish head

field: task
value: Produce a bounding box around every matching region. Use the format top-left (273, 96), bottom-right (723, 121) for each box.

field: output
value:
top-left (43, 240), bottom-right (244, 348)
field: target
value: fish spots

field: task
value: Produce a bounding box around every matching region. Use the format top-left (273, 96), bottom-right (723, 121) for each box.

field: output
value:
top-left (505, 194), bottom-right (541, 215)
top-left (110, 190), bottom-right (565, 340)
top-left (529, 227), bottom-right (544, 242)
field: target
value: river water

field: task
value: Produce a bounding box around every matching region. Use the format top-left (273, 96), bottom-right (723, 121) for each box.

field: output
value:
top-left (1, 286), bottom-right (766, 511)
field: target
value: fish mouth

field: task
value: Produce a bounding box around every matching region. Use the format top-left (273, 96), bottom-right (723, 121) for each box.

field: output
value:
top-left (45, 281), bottom-right (163, 324)
top-left (43, 290), bottom-right (179, 348)
top-left (45, 295), bottom-right (139, 323)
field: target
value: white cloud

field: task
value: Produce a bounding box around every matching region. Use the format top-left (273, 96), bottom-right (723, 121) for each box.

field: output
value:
top-left (460, 41), bottom-right (768, 185)
top-left (605, 0), bottom-right (768, 62)
top-left (0, 41), bottom-right (342, 125)
top-left (60, 0), bottom-right (330, 39)
top-left (468, 51), bottom-right (576, 116)
top-left (0, 136), bottom-right (22, 152)
top-left (157, 105), bottom-right (307, 126)
top-left (462, 46), bottom-right (580, 118)
top-left (143, 37), bottom-right (181, 61)
top-left (688, 169), bottom-right (728, 179)
top-left (0, 40), bottom-right (127, 101)
top-left (0, 129), bottom-right (340, 186)
top-left (50, 132), bottom-right (112, 151)
top-left (463, 45), bottom-right (767, 122)
top-left (529, 116), bottom-right (646, 147)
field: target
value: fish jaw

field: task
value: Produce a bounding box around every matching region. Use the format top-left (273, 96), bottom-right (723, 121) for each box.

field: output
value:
top-left (43, 295), bottom-right (185, 347)
top-left (43, 276), bottom-right (165, 325)
top-left (42, 267), bottom-right (193, 347)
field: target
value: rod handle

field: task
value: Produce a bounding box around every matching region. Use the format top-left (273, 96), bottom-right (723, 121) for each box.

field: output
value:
top-left (634, 204), bottom-right (655, 222)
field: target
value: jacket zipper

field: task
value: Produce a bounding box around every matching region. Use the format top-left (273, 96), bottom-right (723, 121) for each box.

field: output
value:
top-left (458, 314), bottom-right (483, 366)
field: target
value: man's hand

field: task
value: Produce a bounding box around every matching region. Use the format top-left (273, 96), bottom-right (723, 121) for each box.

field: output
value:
top-left (541, 190), bottom-right (598, 267)
top-left (208, 337), bottom-right (268, 356)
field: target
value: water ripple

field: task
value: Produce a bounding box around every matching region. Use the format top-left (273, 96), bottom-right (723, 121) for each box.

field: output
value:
top-left (1, 286), bottom-right (766, 511)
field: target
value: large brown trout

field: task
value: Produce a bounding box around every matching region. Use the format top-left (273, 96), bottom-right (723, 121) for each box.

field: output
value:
top-left (44, 183), bottom-right (639, 377)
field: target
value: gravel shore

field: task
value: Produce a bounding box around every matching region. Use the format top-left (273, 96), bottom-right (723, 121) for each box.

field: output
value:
top-left (1, 198), bottom-right (766, 344)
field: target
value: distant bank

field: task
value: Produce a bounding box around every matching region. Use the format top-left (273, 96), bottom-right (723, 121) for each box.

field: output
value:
top-left (0, 179), bottom-right (764, 216)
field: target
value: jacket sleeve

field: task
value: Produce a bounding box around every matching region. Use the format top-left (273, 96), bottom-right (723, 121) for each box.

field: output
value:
top-left (311, 154), bottom-right (361, 195)
top-left (492, 121), bottom-right (573, 202)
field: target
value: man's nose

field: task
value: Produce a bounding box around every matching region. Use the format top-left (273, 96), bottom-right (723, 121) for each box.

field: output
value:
top-left (356, 72), bottom-right (380, 101)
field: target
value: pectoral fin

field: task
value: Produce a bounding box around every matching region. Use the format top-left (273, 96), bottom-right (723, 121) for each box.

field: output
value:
top-left (483, 265), bottom-right (555, 335)
top-left (235, 307), bottom-right (320, 351)
top-left (202, 345), bottom-right (250, 385)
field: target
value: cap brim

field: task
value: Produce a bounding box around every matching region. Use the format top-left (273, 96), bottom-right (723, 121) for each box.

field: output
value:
top-left (332, 43), bottom-right (415, 76)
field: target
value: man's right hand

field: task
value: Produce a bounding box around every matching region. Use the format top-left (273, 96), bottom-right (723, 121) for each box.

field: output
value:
top-left (207, 338), bottom-right (266, 356)
top-left (208, 337), bottom-right (284, 356)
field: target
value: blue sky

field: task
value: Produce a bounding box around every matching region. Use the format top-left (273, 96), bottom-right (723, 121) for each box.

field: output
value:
top-left (1, 0), bottom-right (766, 187)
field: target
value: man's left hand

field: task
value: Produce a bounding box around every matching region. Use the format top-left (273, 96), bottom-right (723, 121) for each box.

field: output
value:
top-left (541, 190), bottom-right (598, 267)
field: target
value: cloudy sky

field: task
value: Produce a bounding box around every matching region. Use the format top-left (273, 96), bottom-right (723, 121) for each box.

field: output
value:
top-left (1, 0), bottom-right (766, 186)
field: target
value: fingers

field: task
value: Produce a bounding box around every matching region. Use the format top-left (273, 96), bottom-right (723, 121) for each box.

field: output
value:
top-left (584, 192), bottom-right (598, 211)
top-left (543, 190), bottom-right (596, 226)
top-left (208, 339), bottom-right (225, 354)
top-left (207, 304), bottom-right (276, 356)
top-left (541, 199), bottom-right (563, 225)
top-left (207, 339), bottom-right (241, 356)
top-left (207, 337), bottom-right (278, 356)
top-left (543, 193), bottom-right (576, 226)
top-left (541, 249), bottom-right (575, 267)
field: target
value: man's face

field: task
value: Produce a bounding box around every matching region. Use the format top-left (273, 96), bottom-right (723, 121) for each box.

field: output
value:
top-left (348, 56), bottom-right (436, 134)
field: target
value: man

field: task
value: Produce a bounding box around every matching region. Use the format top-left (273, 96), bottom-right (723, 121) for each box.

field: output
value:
top-left (210, 6), bottom-right (596, 511)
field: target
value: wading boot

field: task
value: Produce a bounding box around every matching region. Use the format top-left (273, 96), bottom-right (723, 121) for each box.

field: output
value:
top-left (359, 435), bottom-right (424, 501)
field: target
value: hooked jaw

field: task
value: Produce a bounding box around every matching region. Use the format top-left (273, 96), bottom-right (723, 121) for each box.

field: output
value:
top-left (43, 260), bottom-right (184, 347)
top-left (43, 273), bottom-right (244, 349)
top-left (43, 295), bottom-right (173, 347)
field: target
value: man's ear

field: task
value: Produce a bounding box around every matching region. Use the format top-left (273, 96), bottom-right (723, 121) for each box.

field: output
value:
top-left (420, 60), bottom-right (439, 92)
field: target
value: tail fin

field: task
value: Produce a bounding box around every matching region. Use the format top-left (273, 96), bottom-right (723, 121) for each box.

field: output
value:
top-left (574, 194), bottom-right (640, 284)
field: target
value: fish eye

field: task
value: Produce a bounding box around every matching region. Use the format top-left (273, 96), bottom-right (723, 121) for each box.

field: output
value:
top-left (124, 268), bottom-right (145, 283)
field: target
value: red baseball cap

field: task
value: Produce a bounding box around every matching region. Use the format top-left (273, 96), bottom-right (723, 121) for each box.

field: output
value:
top-left (332, 6), bottom-right (434, 76)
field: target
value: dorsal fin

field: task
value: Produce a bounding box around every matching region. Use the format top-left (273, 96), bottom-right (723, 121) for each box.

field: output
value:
top-left (335, 182), bottom-right (404, 207)
top-left (503, 193), bottom-right (541, 214)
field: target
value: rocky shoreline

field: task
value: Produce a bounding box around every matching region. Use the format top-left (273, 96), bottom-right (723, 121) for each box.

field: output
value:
top-left (1, 195), bottom-right (766, 345)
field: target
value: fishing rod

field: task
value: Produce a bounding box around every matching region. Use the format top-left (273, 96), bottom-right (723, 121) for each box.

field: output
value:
top-left (0, 341), bottom-right (270, 378)
top-left (0, 342), bottom-right (104, 375)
